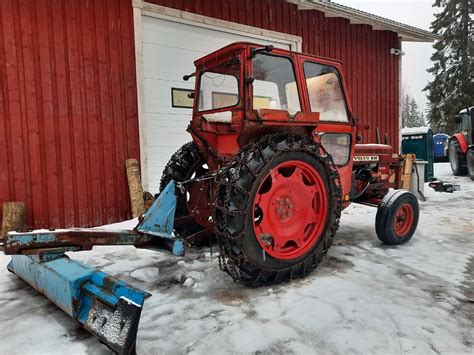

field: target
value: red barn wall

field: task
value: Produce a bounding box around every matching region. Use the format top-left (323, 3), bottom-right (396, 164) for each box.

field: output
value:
top-left (0, 0), bottom-right (139, 228)
top-left (0, 0), bottom-right (400, 229)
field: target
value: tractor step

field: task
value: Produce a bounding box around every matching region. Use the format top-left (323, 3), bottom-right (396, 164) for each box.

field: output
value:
top-left (8, 254), bottom-right (150, 354)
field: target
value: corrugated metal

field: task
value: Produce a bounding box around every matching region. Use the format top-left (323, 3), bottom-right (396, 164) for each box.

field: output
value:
top-left (0, 0), bottom-right (400, 229)
top-left (149, 0), bottom-right (400, 148)
top-left (0, 0), bottom-right (139, 228)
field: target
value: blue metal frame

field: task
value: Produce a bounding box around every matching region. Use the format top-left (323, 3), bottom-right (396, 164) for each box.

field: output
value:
top-left (136, 181), bottom-right (185, 256)
top-left (8, 254), bottom-right (150, 354)
top-left (3, 180), bottom-right (185, 354)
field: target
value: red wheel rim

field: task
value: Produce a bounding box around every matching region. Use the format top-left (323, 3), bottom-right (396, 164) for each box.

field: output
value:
top-left (393, 203), bottom-right (414, 238)
top-left (252, 160), bottom-right (328, 260)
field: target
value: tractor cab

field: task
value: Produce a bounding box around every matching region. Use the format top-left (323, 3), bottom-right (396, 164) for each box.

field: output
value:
top-left (453, 107), bottom-right (474, 146)
top-left (185, 42), bottom-right (356, 194)
top-left (189, 43), bottom-right (352, 128)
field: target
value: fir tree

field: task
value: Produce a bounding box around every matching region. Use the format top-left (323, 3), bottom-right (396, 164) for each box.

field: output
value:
top-left (423, 0), bottom-right (474, 134)
top-left (402, 95), bottom-right (425, 128)
top-left (409, 98), bottom-right (422, 128)
top-left (402, 95), bottom-right (411, 128)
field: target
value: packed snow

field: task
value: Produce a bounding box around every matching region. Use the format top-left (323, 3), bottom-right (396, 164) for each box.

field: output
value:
top-left (0, 163), bottom-right (472, 354)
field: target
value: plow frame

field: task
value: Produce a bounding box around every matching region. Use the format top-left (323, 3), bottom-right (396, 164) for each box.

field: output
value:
top-left (1, 181), bottom-right (183, 354)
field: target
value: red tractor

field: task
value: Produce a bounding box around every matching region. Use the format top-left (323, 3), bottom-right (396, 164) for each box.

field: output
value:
top-left (449, 106), bottom-right (474, 179)
top-left (1, 43), bottom-right (422, 351)
top-left (161, 42), bottom-right (420, 286)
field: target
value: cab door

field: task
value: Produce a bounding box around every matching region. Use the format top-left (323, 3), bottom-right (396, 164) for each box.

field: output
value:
top-left (297, 55), bottom-right (356, 197)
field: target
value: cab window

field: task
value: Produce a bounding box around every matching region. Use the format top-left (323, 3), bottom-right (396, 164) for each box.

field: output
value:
top-left (252, 53), bottom-right (301, 116)
top-left (303, 61), bottom-right (348, 122)
top-left (198, 56), bottom-right (240, 112)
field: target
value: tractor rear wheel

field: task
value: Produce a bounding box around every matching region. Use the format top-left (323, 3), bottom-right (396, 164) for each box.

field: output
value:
top-left (375, 190), bottom-right (419, 245)
top-left (449, 140), bottom-right (467, 176)
top-left (160, 142), bottom-right (213, 242)
top-left (467, 149), bottom-right (474, 181)
top-left (214, 134), bottom-right (342, 287)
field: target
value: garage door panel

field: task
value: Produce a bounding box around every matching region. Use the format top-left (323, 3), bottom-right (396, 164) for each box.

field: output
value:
top-left (143, 48), bottom-right (197, 79)
top-left (147, 133), bottom-right (190, 147)
top-left (141, 16), bottom-right (292, 189)
top-left (147, 120), bottom-right (191, 128)
top-left (144, 104), bottom-right (193, 116)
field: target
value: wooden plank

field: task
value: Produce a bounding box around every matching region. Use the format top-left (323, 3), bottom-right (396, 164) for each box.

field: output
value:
top-left (401, 154), bottom-right (415, 190)
top-left (253, 0), bottom-right (262, 29)
top-left (260, 0), bottom-right (269, 30)
top-left (125, 159), bottom-right (145, 218)
top-left (0, 0), bottom-right (15, 216)
top-left (67, 0), bottom-right (89, 227)
top-left (120, 0), bottom-right (140, 219)
top-left (95, 0), bottom-right (115, 224)
top-left (2, 202), bottom-right (26, 237)
top-left (47, 0), bottom-right (67, 226)
top-left (17, 0), bottom-right (38, 226)
top-left (220, 0), bottom-right (230, 22)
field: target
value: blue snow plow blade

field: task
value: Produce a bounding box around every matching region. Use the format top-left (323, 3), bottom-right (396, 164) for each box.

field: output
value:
top-left (1, 181), bottom-right (183, 354)
top-left (7, 254), bottom-right (150, 354)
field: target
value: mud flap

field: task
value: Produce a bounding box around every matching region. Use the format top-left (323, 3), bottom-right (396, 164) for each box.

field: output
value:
top-left (7, 254), bottom-right (150, 354)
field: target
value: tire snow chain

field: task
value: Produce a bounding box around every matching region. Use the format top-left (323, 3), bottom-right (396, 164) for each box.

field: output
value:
top-left (212, 134), bottom-right (343, 286)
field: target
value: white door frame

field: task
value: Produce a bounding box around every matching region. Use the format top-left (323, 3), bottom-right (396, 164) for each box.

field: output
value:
top-left (132, 0), bottom-right (302, 190)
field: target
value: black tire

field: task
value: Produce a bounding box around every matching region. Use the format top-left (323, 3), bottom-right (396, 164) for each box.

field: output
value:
top-left (449, 140), bottom-right (467, 176)
top-left (214, 134), bottom-right (342, 287)
top-left (159, 142), bottom-right (209, 239)
top-left (375, 190), bottom-right (419, 245)
top-left (467, 149), bottom-right (474, 181)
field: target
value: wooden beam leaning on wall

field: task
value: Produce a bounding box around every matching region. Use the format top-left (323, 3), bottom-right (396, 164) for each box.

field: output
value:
top-left (2, 202), bottom-right (27, 240)
top-left (125, 159), bottom-right (146, 218)
top-left (401, 154), bottom-right (416, 191)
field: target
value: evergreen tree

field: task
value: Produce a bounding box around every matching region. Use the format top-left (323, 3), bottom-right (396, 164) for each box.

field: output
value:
top-left (401, 95), bottom-right (411, 128)
top-left (409, 98), bottom-right (422, 128)
top-left (419, 111), bottom-right (426, 127)
top-left (402, 95), bottom-right (425, 128)
top-left (423, 0), bottom-right (474, 134)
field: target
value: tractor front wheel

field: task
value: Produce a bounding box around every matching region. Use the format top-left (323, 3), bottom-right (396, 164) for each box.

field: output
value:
top-left (467, 149), bottom-right (474, 181)
top-left (214, 134), bottom-right (342, 286)
top-left (449, 140), bottom-right (467, 176)
top-left (375, 190), bottom-right (419, 245)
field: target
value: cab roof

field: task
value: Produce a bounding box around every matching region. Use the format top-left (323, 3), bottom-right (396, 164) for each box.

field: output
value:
top-left (193, 42), bottom-right (342, 69)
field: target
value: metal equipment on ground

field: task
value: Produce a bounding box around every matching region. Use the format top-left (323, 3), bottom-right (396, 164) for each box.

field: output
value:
top-left (1, 43), bottom-right (421, 353)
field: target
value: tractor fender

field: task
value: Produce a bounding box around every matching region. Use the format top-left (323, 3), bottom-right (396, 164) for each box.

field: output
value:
top-left (450, 133), bottom-right (468, 154)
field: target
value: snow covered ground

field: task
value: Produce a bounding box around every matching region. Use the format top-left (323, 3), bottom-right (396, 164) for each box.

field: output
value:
top-left (1, 163), bottom-right (472, 354)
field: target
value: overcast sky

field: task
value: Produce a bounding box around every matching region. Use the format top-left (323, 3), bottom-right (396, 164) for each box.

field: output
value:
top-left (337, 0), bottom-right (436, 111)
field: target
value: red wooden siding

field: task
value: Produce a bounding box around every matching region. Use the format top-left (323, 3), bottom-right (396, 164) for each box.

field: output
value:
top-left (0, 0), bottom-right (400, 229)
top-left (149, 0), bottom-right (400, 148)
top-left (0, 0), bottom-right (139, 228)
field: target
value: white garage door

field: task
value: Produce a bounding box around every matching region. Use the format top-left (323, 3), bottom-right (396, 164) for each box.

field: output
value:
top-left (141, 16), bottom-right (293, 191)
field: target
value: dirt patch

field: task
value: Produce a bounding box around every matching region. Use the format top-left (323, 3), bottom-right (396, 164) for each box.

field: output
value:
top-left (213, 287), bottom-right (250, 306)
top-left (319, 255), bottom-right (355, 274)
